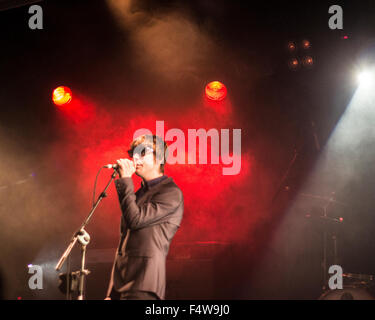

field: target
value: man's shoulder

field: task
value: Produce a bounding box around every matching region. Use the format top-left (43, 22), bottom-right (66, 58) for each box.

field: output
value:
top-left (163, 177), bottom-right (182, 190)
top-left (158, 178), bottom-right (183, 199)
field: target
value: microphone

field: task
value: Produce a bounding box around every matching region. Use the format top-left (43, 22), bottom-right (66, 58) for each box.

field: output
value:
top-left (103, 164), bottom-right (119, 169)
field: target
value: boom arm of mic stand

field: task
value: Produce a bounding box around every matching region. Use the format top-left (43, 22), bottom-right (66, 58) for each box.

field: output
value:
top-left (271, 149), bottom-right (298, 204)
top-left (55, 169), bottom-right (118, 271)
top-left (55, 237), bottom-right (78, 271)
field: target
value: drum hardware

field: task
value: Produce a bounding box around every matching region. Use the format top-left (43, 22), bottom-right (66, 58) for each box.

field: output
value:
top-left (319, 272), bottom-right (375, 300)
top-left (300, 192), bottom-right (347, 207)
top-left (302, 191), bottom-right (345, 291)
top-left (319, 285), bottom-right (375, 300)
top-left (343, 272), bottom-right (375, 284)
top-left (301, 192), bottom-right (375, 299)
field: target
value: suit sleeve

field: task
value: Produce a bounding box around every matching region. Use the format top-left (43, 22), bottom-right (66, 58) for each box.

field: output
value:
top-left (115, 177), bottom-right (183, 230)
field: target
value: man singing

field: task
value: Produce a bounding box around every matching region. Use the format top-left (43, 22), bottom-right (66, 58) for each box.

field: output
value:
top-left (106, 134), bottom-right (184, 300)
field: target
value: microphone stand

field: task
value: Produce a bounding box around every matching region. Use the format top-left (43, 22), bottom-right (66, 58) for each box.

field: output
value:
top-left (55, 169), bottom-right (118, 300)
top-left (271, 148), bottom-right (298, 204)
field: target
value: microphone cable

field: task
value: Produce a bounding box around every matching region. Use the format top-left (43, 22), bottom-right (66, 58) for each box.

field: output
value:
top-left (92, 166), bottom-right (104, 208)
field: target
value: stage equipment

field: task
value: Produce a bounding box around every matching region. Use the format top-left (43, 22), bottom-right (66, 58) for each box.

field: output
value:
top-left (319, 285), bottom-right (375, 300)
top-left (287, 41), bottom-right (296, 52)
top-left (301, 192), bottom-right (346, 291)
top-left (357, 71), bottom-right (374, 87)
top-left (205, 81), bottom-right (227, 101)
top-left (302, 56), bottom-right (314, 68)
top-left (288, 58), bottom-right (299, 70)
top-left (319, 272), bottom-right (375, 300)
top-left (55, 167), bottom-right (118, 300)
top-left (286, 39), bottom-right (314, 71)
top-left (52, 86), bottom-right (72, 106)
top-left (302, 40), bottom-right (311, 50)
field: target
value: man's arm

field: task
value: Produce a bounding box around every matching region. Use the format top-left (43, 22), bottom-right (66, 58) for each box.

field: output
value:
top-left (115, 177), bottom-right (183, 230)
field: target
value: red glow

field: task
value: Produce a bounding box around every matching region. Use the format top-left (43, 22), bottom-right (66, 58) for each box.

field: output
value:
top-left (303, 56), bottom-right (314, 67)
top-left (288, 58), bottom-right (299, 70)
top-left (53, 86), bottom-right (72, 106)
top-left (287, 42), bottom-right (296, 51)
top-left (302, 39), bottom-right (311, 49)
top-left (55, 93), bottom-right (95, 124)
top-left (48, 96), bottom-right (255, 245)
top-left (204, 95), bottom-right (232, 115)
top-left (205, 81), bottom-right (227, 101)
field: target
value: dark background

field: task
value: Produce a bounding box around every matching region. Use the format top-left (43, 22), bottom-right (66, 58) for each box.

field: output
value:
top-left (1, 0), bottom-right (375, 300)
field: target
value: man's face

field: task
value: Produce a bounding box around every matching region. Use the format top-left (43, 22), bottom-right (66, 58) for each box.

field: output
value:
top-left (131, 145), bottom-right (160, 179)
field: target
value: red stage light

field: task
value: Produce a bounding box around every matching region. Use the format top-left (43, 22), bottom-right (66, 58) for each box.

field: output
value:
top-left (302, 56), bottom-right (314, 68)
top-left (287, 41), bottom-right (296, 51)
top-left (302, 39), bottom-right (311, 49)
top-left (205, 81), bottom-right (227, 101)
top-left (52, 86), bottom-right (72, 106)
top-left (288, 58), bottom-right (299, 70)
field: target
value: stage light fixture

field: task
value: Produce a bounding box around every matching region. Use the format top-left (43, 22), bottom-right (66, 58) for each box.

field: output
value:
top-left (302, 56), bottom-right (314, 68)
top-left (205, 81), bottom-right (227, 101)
top-left (357, 71), bottom-right (374, 87)
top-left (287, 41), bottom-right (297, 52)
top-left (302, 39), bottom-right (311, 49)
top-left (288, 58), bottom-right (300, 70)
top-left (52, 86), bottom-right (72, 106)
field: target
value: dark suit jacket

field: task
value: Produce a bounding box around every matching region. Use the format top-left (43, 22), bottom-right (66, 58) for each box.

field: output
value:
top-left (106, 176), bottom-right (184, 299)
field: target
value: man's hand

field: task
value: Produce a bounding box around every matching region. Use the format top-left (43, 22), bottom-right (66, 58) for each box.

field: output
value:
top-left (116, 158), bottom-right (136, 178)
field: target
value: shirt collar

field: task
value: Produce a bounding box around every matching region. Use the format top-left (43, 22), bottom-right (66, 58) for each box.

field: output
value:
top-left (141, 175), bottom-right (168, 189)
